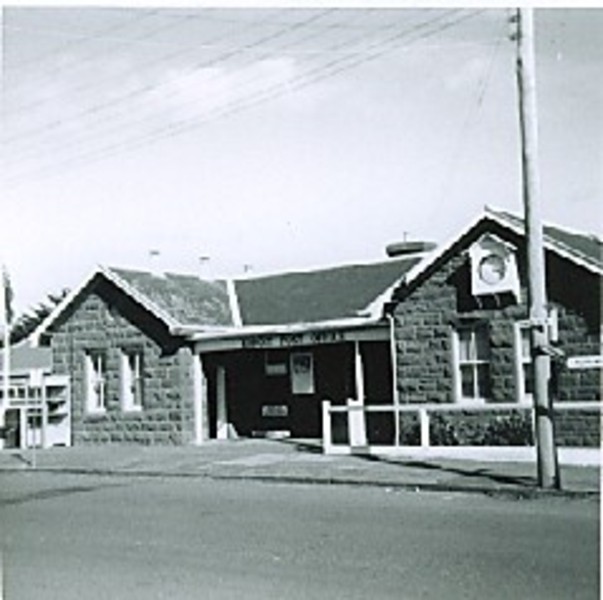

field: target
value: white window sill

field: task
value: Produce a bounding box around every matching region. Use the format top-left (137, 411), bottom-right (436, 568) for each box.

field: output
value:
top-left (86, 408), bottom-right (106, 417)
top-left (456, 398), bottom-right (487, 406)
top-left (455, 399), bottom-right (533, 410)
top-left (122, 405), bottom-right (143, 414)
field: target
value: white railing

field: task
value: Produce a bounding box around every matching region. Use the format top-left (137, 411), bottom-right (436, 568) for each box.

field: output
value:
top-left (322, 399), bottom-right (602, 455)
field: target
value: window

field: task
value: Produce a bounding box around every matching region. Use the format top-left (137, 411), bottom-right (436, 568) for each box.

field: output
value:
top-left (120, 350), bottom-right (143, 412)
top-left (452, 326), bottom-right (491, 402)
top-left (290, 352), bottom-right (315, 395)
top-left (265, 350), bottom-right (288, 376)
top-left (85, 352), bottom-right (106, 413)
top-left (514, 323), bottom-right (534, 403)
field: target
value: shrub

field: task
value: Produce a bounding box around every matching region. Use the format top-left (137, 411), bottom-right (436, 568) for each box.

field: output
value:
top-left (398, 414), bottom-right (421, 446)
top-left (484, 412), bottom-right (533, 446)
top-left (429, 411), bottom-right (533, 446)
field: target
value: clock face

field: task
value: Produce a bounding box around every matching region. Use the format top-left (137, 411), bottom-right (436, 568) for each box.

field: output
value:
top-left (478, 253), bottom-right (507, 285)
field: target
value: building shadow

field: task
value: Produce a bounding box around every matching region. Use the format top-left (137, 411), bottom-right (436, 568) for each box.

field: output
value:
top-left (277, 438), bottom-right (536, 487)
top-left (361, 454), bottom-right (536, 487)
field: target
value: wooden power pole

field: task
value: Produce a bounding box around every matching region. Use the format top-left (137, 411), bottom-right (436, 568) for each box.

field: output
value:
top-left (515, 8), bottom-right (560, 489)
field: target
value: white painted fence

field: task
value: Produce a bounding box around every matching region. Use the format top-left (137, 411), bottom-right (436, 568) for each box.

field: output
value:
top-left (322, 399), bottom-right (602, 455)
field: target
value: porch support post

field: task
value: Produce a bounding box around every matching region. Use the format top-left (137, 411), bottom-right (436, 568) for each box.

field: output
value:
top-left (350, 341), bottom-right (367, 449)
top-left (193, 354), bottom-right (208, 445)
top-left (354, 340), bottom-right (365, 403)
top-left (388, 314), bottom-right (400, 446)
top-left (216, 366), bottom-right (229, 440)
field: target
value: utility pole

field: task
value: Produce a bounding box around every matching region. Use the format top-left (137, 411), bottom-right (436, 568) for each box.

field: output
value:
top-left (1, 266), bottom-right (11, 451)
top-left (515, 8), bottom-right (560, 489)
top-left (0, 327), bottom-right (7, 451)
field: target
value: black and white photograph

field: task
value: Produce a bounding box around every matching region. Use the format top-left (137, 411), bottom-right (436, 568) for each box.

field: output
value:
top-left (0, 3), bottom-right (601, 599)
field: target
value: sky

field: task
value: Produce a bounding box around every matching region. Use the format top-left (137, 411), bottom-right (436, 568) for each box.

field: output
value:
top-left (1, 5), bottom-right (602, 316)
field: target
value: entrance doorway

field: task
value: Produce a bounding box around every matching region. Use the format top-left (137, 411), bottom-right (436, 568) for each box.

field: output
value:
top-left (4, 409), bottom-right (20, 448)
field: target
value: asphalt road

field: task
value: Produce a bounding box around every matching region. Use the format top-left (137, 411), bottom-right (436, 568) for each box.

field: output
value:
top-left (0, 472), bottom-right (599, 600)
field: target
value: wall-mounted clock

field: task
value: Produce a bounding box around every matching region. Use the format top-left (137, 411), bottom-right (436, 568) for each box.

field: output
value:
top-left (469, 234), bottom-right (520, 301)
top-left (478, 253), bottom-right (507, 285)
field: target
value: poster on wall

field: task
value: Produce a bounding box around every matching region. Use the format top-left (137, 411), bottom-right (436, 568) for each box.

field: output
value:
top-left (290, 352), bottom-right (314, 395)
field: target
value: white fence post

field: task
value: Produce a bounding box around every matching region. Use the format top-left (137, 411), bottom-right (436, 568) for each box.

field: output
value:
top-left (394, 405), bottom-right (400, 448)
top-left (419, 408), bottom-right (430, 448)
top-left (348, 397), bottom-right (367, 449)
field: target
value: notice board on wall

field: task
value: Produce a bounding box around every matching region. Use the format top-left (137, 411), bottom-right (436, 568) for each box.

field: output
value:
top-left (290, 352), bottom-right (314, 395)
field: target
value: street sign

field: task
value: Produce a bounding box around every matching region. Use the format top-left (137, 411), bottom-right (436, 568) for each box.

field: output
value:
top-left (567, 355), bottom-right (603, 370)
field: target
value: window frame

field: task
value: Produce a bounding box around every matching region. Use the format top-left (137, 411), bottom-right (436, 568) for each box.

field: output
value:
top-left (264, 350), bottom-right (288, 376)
top-left (84, 351), bottom-right (106, 414)
top-left (120, 349), bottom-right (144, 412)
top-left (451, 324), bottom-right (492, 404)
top-left (290, 352), bottom-right (315, 395)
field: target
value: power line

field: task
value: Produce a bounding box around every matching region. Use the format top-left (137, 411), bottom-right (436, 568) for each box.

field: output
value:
top-left (2, 9), bottom-right (416, 166)
top-left (3, 8), bottom-right (381, 159)
top-left (427, 18), bottom-right (509, 224)
top-left (3, 9), bottom-right (437, 152)
top-left (4, 10), bottom-right (480, 186)
top-left (4, 8), bottom-right (338, 142)
top-left (2, 10), bottom-right (226, 111)
top-left (4, 7), bottom-right (396, 96)
top-left (3, 16), bottom-right (281, 119)
top-left (3, 8), bottom-right (162, 72)
top-left (4, 9), bottom-right (485, 188)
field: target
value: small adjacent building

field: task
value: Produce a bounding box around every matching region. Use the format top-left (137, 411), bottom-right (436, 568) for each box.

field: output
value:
top-left (0, 342), bottom-right (70, 449)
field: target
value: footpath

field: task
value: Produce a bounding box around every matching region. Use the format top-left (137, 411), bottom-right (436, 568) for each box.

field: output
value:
top-left (0, 439), bottom-right (599, 498)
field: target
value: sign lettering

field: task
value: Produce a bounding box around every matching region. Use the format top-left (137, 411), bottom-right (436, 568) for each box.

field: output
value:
top-left (567, 355), bottom-right (603, 370)
top-left (242, 330), bottom-right (346, 349)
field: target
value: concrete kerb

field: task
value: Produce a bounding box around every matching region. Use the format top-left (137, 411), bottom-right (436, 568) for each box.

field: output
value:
top-left (0, 439), bottom-right (599, 499)
top-left (0, 463), bottom-right (598, 500)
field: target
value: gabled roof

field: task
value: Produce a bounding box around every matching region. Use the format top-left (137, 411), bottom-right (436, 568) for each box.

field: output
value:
top-left (31, 265), bottom-right (234, 344)
top-left (491, 208), bottom-right (602, 271)
top-left (31, 255), bottom-right (423, 344)
top-left (398, 206), bottom-right (602, 298)
top-left (234, 256), bottom-right (422, 326)
top-left (110, 268), bottom-right (233, 328)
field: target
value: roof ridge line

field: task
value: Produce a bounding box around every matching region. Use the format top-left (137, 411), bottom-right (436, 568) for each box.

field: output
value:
top-left (542, 231), bottom-right (602, 268)
top-left (232, 255), bottom-right (418, 282)
top-left (487, 207), bottom-right (602, 269)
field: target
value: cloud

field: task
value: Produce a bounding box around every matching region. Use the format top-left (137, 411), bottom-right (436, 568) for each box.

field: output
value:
top-left (156, 56), bottom-right (299, 119)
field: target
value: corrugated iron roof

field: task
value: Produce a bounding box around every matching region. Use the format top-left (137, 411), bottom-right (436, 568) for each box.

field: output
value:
top-left (109, 268), bottom-right (234, 327)
top-left (234, 256), bottom-right (422, 326)
top-left (33, 208), bottom-right (598, 342)
top-left (398, 207), bottom-right (602, 300)
top-left (492, 209), bottom-right (602, 270)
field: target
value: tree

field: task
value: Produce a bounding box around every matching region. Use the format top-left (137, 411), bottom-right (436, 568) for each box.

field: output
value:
top-left (8, 289), bottom-right (70, 345)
